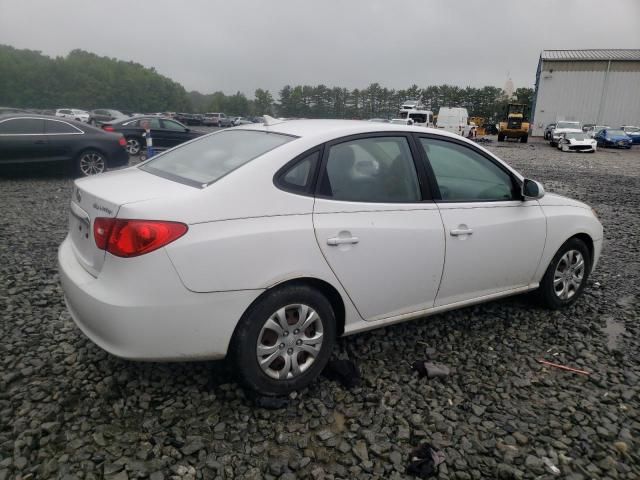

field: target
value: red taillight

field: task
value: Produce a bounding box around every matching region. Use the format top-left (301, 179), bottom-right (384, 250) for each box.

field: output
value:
top-left (93, 218), bottom-right (187, 257)
top-left (103, 125), bottom-right (115, 131)
top-left (118, 136), bottom-right (126, 147)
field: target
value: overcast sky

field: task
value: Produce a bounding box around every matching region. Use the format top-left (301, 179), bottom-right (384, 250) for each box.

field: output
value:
top-left (1, 0), bottom-right (639, 96)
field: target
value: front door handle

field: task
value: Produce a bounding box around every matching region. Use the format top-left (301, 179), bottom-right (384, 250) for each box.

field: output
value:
top-left (327, 236), bottom-right (359, 246)
top-left (450, 227), bottom-right (473, 236)
top-left (34, 140), bottom-right (46, 144)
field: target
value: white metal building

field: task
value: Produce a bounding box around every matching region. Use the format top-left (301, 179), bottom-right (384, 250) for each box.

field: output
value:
top-left (531, 49), bottom-right (640, 136)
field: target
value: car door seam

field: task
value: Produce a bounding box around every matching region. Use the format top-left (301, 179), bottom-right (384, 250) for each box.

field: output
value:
top-left (311, 197), bottom-right (367, 321)
top-left (432, 201), bottom-right (448, 303)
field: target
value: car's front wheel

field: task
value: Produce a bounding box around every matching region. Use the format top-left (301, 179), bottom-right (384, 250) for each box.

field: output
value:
top-left (125, 137), bottom-right (142, 155)
top-left (231, 285), bottom-right (336, 396)
top-left (76, 149), bottom-right (106, 177)
top-left (537, 237), bottom-right (591, 309)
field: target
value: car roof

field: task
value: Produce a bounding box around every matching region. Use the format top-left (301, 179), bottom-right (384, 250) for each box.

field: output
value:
top-left (235, 119), bottom-right (466, 142)
top-left (0, 113), bottom-right (105, 132)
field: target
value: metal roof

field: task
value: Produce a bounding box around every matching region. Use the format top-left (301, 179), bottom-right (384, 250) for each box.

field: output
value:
top-left (541, 49), bottom-right (640, 61)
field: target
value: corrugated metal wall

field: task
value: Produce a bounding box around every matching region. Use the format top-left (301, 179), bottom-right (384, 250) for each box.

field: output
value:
top-left (531, 60), bottom-right (640, 136)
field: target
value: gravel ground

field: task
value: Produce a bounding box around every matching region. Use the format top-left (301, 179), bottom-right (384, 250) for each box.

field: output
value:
top-left (1, 137), bottom-right (639, 480)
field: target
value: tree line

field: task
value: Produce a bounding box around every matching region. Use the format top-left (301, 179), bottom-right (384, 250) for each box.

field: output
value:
top-left (0, 45), bottom-right (191, 112)
top-left (1, 44), bottom-right (533, 122)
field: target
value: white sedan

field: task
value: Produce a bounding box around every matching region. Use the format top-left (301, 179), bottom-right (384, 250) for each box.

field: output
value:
top-left (59, 119), bottom-right (603, 395)
top-left (56, 108), bottom-right (92, 123)
top-left (557, 132), bottom-right (597, 152)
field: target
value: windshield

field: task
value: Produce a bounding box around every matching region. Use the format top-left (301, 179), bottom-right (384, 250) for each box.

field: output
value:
top-left (607, 129), bottom-right (626, 136)
top-left (140, 129), bottom-right (294, 186)
top-left (556, 121), bottom-right (581, 129)
top-left (566, 133), bottom-right (587, 140)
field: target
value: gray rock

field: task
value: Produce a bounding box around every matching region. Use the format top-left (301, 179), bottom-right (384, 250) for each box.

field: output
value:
top-left (524, 455), bottom-right (545, 475)
top-left (353, 440), bottom-right (369, 462)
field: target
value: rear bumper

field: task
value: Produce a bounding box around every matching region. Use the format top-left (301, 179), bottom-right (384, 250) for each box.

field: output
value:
top-left (58, 235), bottom-right (261, 361)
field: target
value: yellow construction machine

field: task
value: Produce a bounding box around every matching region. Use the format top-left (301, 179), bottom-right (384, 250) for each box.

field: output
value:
top-left (498, 103), bottom-right (529, 143)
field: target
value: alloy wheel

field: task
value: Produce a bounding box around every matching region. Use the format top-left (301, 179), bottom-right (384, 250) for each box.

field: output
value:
top-left (79, 152), bottom-right (106, 176)
top-left (256, 304), bottom-right (324, 380)
top-left (553, 249), bottom-right (585, 300)
top-left (126, 138), bottom-right (141, 155)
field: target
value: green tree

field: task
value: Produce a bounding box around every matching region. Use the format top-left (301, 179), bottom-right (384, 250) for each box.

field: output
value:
top-left (254, 88), bottom-right (274, 115)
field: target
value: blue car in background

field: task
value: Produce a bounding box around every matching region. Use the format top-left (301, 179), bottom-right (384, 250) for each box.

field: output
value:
top-left (621, 126), bottom-right (640, 145)
top-left (594, 128), bottom-right (633, 149)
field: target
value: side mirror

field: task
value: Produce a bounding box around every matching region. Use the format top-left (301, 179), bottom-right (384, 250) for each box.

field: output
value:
top-left (522, 179), bottom-right (545, 200)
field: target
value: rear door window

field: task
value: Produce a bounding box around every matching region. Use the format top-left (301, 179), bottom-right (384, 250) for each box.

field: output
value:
top-left (45, 120), bottom-right (82, 134)
top-left (318, 136), bottom-right (421, 202)
top-left (161, 120), bottom-right (187, 132)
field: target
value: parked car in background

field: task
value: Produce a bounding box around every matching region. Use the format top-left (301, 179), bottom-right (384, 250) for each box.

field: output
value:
top-left (202, 112), bottom-right (230, 127)
top-left (556, 132), bottom-right (597, 152)
top-left (436, 107), bottom-right (469, 135)
top-left (584, 125), bottom-right (610, 138)
top-left (219, 116), bottom-right (234, 127)
top-left (550, 121), bottom-right (582, 146)
top-left (233, 117), bottom-right (254, 126)
top-left (102, 116), bottom-right (205, 155)
top-left (390, 118), bottom-right (413, 125)
top-left (173, 113), bottom-right (202, 126)
top-left (56, 109), bottom-right (92, 124)
top-left (594, 128), bottom-right (632, 149)
top-left (90, 109), bottom-right (128, 126)
top-left (543, 123), bottom-right (556, 140)
top-left (58, 119), bottom-right (603, 395)
top-left (621, 125), bottom-right (640, 144)
top-left (0, 114), bottom-right (128, 176)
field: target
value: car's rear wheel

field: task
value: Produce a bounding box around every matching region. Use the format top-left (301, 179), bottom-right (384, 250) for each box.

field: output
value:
top-left (520, 135), bottom-right (528, 143)
top-left (537, 237), bottom-right (591, 309)
top-left (76, 149), bottom-right (106, 177)
top-left (497, 133), bottom-right (505, 142)
top-left (231, 285), bottom-right (336, 396)
top-left (126, 137), bottom-right (142, 155)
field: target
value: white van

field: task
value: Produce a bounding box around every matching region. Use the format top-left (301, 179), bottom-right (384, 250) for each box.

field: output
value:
top-left (436, 107), bottom-right (469, 135)
top-left (398, 100), bottom-right (434, 127)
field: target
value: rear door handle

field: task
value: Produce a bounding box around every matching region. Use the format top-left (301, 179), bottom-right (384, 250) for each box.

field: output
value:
top-left (34, 140), bottom-right (46, 144)
top-left (450, 228), bottom-right (473, 236)
top-left (327, 236), bottom-right (359, 246)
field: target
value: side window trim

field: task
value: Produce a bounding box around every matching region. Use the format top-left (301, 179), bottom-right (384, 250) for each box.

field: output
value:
top-left (273, 145), bottom-right (324, 196)
top-left (414, 133), bottom-right (522, 202)
top-left (314, 132), bottom-right (433, 202)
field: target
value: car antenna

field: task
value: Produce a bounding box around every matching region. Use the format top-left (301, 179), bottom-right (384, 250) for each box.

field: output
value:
top-left (262, 115), bottom-right (284, 128)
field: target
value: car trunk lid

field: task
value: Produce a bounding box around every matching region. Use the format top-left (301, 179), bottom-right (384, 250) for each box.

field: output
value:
top-left (68, 167), bottom-right (195, 276)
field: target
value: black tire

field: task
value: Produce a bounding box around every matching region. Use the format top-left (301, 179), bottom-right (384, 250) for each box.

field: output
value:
top-left (497, 133), bottom-right (505, 142)
top-left (74, 149), bottom-right (107, 177)
top-left (231, 285), bottom-right (336, 396)
top-left (520, 135), bottom-right (528, 143)
top-left (125, 137), bottom-right (142, 156)
top-left (536, 237), bottom-right (591, 309)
